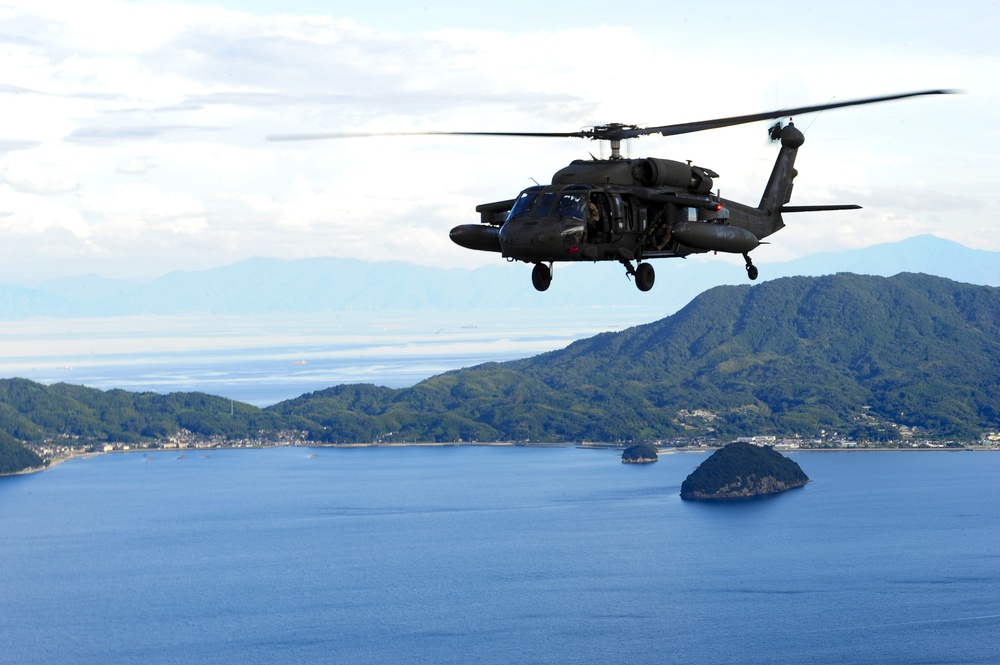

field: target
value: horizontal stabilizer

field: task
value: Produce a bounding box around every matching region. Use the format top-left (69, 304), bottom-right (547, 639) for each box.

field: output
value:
top-left (781, 205), bottom-right (862, 213)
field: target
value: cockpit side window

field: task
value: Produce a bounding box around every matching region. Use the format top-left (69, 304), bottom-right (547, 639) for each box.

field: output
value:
top-left (555, 192), bottom-right (587, 220)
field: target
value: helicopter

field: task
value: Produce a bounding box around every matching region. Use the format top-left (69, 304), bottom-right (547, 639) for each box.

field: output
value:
top-left (269, 90), bottom-right (950, 291)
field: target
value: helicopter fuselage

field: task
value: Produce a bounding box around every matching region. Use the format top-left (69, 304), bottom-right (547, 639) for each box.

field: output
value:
top-left (449, 127), bottom-right (804, 291)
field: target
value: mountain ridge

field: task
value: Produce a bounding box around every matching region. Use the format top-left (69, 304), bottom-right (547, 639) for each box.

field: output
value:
top-left (2, 272), bottom-right (998, 475)
top-left (270, 272), bottom-right (1000, 443)
top-left (1, 235), bottom-right (996, 319)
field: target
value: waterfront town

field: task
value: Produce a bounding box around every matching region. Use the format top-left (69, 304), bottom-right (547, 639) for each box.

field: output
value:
top-left (24, 428), bottom-right (1000, 469)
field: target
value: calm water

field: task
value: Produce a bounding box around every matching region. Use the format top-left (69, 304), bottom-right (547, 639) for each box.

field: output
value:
top-left (2, 447), bottom-right (998, 664)
top-left (0, 309), bottom-right (649, 406)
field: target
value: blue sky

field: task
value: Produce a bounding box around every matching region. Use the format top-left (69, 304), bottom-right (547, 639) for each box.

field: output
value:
top-left (0, 0), bottom-right (995, 281)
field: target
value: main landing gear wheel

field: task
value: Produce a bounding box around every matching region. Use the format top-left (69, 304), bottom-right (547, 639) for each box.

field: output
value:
top-left (635, 262), bottom-right (655, 291)
top-left (531, 263), bottom-right (552, 291)
top-left (743, 252), bottom-right (759, 281)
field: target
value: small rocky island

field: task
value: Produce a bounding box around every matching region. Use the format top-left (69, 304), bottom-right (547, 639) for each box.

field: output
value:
top-left (680, 442), bottom-right (809, 500)
top-left (621, 443), bottom-right (658, 464)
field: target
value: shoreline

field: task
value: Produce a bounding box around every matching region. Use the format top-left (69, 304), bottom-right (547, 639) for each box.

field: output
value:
top-left (7, 441), bottom-right (995, 477)
top-left (1, 452), bottom-right (99, 477)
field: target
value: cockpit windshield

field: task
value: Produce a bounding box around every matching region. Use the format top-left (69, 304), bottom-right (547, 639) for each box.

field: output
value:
top-left (530, 191), bottom-right (558, 218)
top-left (508, 186), bottom-right (589, 221)
top-left (507, 187), bottom-right (542, 221)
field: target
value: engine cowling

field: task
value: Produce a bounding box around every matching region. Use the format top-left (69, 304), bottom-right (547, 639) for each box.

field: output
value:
top-left (631, 158), bottom-right (716, 193)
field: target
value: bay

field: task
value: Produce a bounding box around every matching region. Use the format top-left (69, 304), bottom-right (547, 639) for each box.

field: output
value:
top-left (2, 447), bottom-right (998, 664)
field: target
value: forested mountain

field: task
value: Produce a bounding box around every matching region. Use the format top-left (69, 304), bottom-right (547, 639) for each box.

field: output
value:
top-left (0, 431), bottom-right (43, 474)
top-left (271, 273), bottom-right (1000, 442)
top-left (0, 379), bottom-right (287, 446)
top-left (2, 273), bottom-right (999, 470)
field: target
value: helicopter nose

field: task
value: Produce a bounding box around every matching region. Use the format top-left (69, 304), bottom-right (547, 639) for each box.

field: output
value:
top-left (499, 220), bottom-right (562, 260)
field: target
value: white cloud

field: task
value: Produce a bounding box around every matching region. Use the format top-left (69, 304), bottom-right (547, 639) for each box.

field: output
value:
top-left (2, 151), bottom-right (79, 194)
top-left (0, 0), bottom-right (996, 282)
top-left (84, 182), bottom-right (206, 235)
top-left (0, 184), bottom-right (90, 237)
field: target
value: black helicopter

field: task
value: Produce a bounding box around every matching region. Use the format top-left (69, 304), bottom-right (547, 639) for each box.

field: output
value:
top-left (269, 90), bottom-right (949, 291)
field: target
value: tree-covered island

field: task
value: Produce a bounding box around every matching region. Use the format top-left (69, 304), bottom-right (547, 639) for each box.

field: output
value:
top-left (680, 442), bottom-right (810, 500)
top-left (622, 443), bottom-right (658, 463)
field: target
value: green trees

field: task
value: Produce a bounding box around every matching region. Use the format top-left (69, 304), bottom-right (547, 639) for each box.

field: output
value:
top-left (0, 379), bottom-right (285, 446)
top-left (622, 443), bottom-right (658, 463)
top-left (271, 273), bottom-right (1000, 443)
top-left (0, 431), bottom-right (44, 474)
top-left (680, 442), bottom-right (809, 499)
top-left (1, 273), bottom-right (998, 455)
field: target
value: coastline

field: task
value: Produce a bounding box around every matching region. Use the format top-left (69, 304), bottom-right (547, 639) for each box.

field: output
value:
top-left (7, 441), bottom-right (995, 477)
top-left (1, 452), bottom-right (96, 477)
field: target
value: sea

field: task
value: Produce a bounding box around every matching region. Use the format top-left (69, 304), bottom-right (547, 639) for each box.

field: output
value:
top-left (0, 309), bottom-right (651, 406)
top-left (2, 447), bottom-right (998, 665)
top-left (2, 311), bottom-right (1000, 663)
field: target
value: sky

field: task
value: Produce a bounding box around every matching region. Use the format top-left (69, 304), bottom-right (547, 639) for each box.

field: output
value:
top-left (0, 0), bottom-right (996, 282)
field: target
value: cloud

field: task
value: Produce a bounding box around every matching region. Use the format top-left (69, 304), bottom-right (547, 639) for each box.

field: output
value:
top-left (0, 184), bottom-right (90, 237)
top-left (0, 140), bottom-right (41, 153)
top-left (0, 0), bottom-right (995, 283)
top-left (2, 155), bottom-right (79, 195)
top-left (84, 182), bottom-right (207, 237)
top-left (65, 125), bottom-right (225, 144)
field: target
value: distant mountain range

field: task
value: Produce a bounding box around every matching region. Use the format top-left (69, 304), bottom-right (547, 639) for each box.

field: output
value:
top-left (4, 272), bottom-right (998, 470)
top-left (1, 235), bottom-right (997, 319)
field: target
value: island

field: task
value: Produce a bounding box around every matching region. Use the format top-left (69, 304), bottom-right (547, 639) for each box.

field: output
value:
top-left (621, 443), bottom-right (658, 464)
top-left (680, 442), bottom-right (809, 500)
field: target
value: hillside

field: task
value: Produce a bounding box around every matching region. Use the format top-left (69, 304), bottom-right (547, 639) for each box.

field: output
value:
top-left (1, 273), bottom-right (998, 468)
top-left (0, 379), bottom-right (287, 445)
top-left (270, 273), bottom-right (1000, 443)
top-left (0, 431), bottom-right (44, 474)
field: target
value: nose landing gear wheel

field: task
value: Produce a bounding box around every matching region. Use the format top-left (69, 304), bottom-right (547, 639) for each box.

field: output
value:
top-left (635, 262), bottom-right (655, 291)
top-left (531, 263), bottom-right (552, 291)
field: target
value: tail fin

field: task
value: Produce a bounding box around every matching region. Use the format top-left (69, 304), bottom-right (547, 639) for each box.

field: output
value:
top-left (757, 122), bottom-right (805, 239)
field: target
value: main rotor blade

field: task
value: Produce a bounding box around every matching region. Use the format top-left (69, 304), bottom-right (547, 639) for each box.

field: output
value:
top-left (266, 129), bottom-right (588, 142)
top-left (267, 89), bottom-right (954, 143)
top-left (620, 89), bottom-right (954, 139)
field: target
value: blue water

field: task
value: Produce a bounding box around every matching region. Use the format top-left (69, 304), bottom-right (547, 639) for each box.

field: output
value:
top-left (2, 447), bottom-right (998, 664)
top-left (0, 310), bottom-right (647, 406)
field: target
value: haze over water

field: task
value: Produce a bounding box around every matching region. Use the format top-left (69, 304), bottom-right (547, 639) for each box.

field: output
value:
top-left (0, 308), bottom-right (649, 406)
top-left (2, 446), bottom-right (998, 664)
